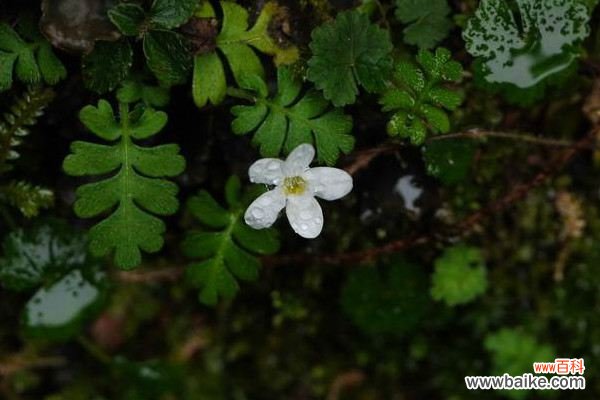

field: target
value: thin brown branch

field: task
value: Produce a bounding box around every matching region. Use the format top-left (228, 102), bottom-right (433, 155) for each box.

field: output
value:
top-left (114, 266), bottom-right (184, 283)
top-left (428, 129), bottom-right (576, 147)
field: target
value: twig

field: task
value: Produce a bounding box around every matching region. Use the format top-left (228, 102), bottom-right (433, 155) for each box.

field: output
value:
top-left (0, 355), bottom-right (66, 377)
top-left (114, 266), bottom-right (184, 283)
top-left (265, 129), bottom-right (596, 267)
top-left (429, 129), bottom-right (576, 147)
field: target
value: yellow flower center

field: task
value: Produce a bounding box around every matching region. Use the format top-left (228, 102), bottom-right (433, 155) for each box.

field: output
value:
top-left (283, 176), bottom-right (307, 195)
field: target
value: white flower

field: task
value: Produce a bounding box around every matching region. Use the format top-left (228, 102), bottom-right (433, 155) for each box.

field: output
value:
top-left (244, 144), bottom-right (353, 239)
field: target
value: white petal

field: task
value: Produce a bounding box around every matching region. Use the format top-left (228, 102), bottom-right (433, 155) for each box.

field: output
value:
top-left (304, 167), bottom-right (353, 201)
top-left (244, 188), bottom-right (286, 229)
top-left (248, 158), bottom-right (285, 185)
top-left (286, 194), bottom-right (323, 239)
top-left (284, 143), bottom-right (315, 176)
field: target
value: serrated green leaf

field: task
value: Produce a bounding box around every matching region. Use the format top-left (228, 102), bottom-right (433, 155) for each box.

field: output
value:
top-left (463, 0), bottom-right (590, 101)
top-left (149, 0), bottom-right (198, 29)
top-left (144, 30), bottom-right (192, 86)
top-left (232, 68), bottom-right (354, 165)
top-left (431, 245), bottom-right (487, 306)
top-left (395, 0), bottom-right (453, 49)
top-left (22, 268), bottom-right (107, 341)
top-left (183, 176), bottom-right (280, 305)
top-left (307, 10), bottom-right (393, 106)
top-left (82, 39), bottom-right (133, 94)
top-left (0, 22), bottom-right (66, 91)
top-left (341, 259), bottom-right (429, 336)
top-left (193, 1), bottom-right (299, 108)
top-left (485, 328), bottom-right (555, 399)
top-left (63, 101), bottom-right (186, 270)
top-left (422, 139), bottom-right (474, 184)
top-left (380, 48), bottom-right (463, 144)
top-left (0, 222), bottom-right (87, 291)
top-left (108, 3), bottom-right (147, 36)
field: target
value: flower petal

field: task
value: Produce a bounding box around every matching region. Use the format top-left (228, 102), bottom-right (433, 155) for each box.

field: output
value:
top-left (244, 188), bottom-right (286, 229)
top-left (304, 167), bottom-right (353, 200)
top-left (286, 194), bottom-right (323, 239)
top-left (248, 158), bottom-right (285, 185)
top-left (284, 143), bottom-right (315, 176)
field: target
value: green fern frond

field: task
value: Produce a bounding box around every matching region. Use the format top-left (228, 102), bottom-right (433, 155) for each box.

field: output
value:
top-left (0, 87), bottom-right (55, 173)
top-left (0, 180), bottom-right (54, 218)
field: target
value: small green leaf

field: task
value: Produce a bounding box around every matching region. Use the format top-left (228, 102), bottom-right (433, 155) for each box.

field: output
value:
top-left (149, 0), bottom-right (198, 29)
top-left (341, 259), bottom-right (429, 336)
top-left (231, 68), bottom-right (354, 165)
top-left (63, 101), bottom-right (186, 270)
top-left (431, 245), bottom-right (487, 306)
top-left (0, 22), bottom-right (66, 91)
top-left (22, 268), bottom-right (108, 341)
top-left (192, 1), bottom-right (299, 108)
top-left (395, 0), bottom-right (453, 49)
top-left (380, 48), bottom-right (463, 144)
top-left (183, 176), bottom-right (280, 305)
top-left (422, 139), bottom-right (474, 184)
top-left (0, 222), bottom-right (87, 291)
top-left (108, 3), bottom-right (147, 36)
top-left (307, 10), bottom-right (393, 106)
top-left (82, 39), bottom-right (133, 94)
top-left (143, 30), bottom-right (192, 86)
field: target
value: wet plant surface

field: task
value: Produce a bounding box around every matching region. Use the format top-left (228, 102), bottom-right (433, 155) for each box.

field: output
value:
top-left (2, 0), bottom-right (600, 399)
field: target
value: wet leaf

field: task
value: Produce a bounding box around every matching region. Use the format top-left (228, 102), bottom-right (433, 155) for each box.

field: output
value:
top-left (82, 39), bottom-right (133, 94)
top-left (463, 0), bottom-right (590, 94)
top-left (22, 269), bottom-right (108, 341)
top-left (0, 222), bottom-right (87, 291)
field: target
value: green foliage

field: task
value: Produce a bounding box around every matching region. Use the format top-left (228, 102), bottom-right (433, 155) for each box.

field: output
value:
top-left (22, 268), bottom-right (108, 341)
top-left (112, 357), bottom-right (184, 399)
top-left (63, 100), bottom-right (186, 269)
top-left (431, 245), bottom-right (487, 306)
top-left (183, 176), bottom-right (280, 305)
top-left (0, 180), bottom-right (54, 218)
top-left (463, 0), bottom-right (590, 101)
top-left (0, 222), bottom-right (87, 291)
top-left (108, 0), bottom-right (196, 85)
top-left (231, 68), bottom-right (354, 165)
top-left (341, 259), bottom-right (429, 336)
top-left (0, 87), bottom-right (55, 173)
top-left (117, 75), bottom-right (170, 108)
top-left (192, 1), bottom-right (299, 108)
top-left (307, 10), bottom-right (393, 107)
top-left (422, 139), bottom-right (474, 184)
top-left (82, 40), bottom-right (133, 94)
top-left (485, 328), bottom-right (555, 398)
top-left (381, 48), bottom-right (463, 144)
top-left (0, 21), bottom-right (66, 91)
top-left (395, 0), bottom-right (453, 49)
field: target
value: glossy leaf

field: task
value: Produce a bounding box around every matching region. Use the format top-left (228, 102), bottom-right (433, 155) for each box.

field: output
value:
top-left (0, 222), bottom-right (87, 291)
top-left (22, 269), bottom-right (108, 341)
top-left (307, 10), bottom-right (393, 106)
top-left (63, 100), bottom-right (186, 269)
top-left (463, 0), bottom-right (590, 95)
top-left (231, 68), bottom-right (354, 165)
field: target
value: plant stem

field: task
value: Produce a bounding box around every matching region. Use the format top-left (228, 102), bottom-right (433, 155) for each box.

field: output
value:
top-left (428, 129), bottom-right (575, 147)
top-left (78, 336), bottom-right (111, 365)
